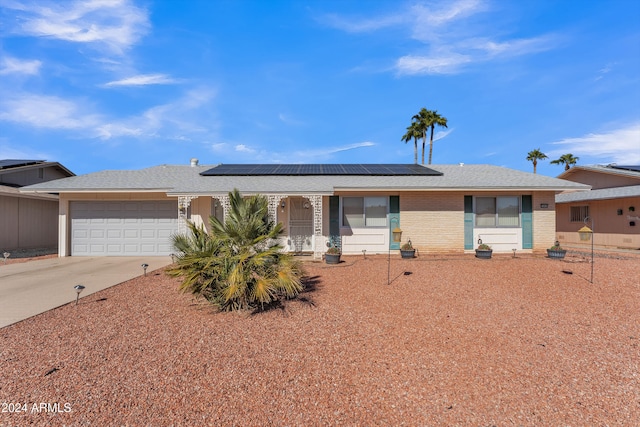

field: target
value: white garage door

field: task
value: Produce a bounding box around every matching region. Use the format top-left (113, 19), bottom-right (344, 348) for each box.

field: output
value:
top-left (70, 201), bottom-right (179, 256)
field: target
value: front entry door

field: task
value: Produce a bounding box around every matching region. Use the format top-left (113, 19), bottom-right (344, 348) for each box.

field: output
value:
top-left (289, 198), bottom-right (313, 253)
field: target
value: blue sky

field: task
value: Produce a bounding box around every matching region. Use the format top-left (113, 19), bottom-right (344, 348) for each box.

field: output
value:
top-left (0, 0), bottom-right (638, 176)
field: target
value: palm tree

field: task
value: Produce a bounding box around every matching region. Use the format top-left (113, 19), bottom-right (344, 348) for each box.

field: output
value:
top-left (412, 108), bottom-right (448, 165)
top-left (526, 148), bottom-right (548, 174)
top-left (401, 122), bottom-right (422, 164)
top-left (167, 189), bottom-right (304, 311)
top-left (550, 153), bottom-right (579, 171)
top-left (412, 108), bottom-right (429, 165)
top-left (426, 110), bottom-right (448, 165)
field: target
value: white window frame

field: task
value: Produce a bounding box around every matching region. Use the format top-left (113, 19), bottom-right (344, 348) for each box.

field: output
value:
top-left (341, 196), bottom-right (388, 228)
top-left (475, 196), bottom-right (521, 228)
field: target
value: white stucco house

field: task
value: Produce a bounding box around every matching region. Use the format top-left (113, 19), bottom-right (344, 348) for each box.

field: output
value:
top-left (21, 161), bottom-right (589, 258)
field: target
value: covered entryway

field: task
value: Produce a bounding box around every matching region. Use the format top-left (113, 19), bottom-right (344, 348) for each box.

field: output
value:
top-left (70, 201), bottom-right (178, 256)
top-left (288, 197), bottom-right (314, 253)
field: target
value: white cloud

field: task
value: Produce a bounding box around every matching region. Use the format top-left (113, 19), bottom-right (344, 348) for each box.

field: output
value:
top-left (396, 53), bottom-right (471, 75)
top-left (0, 56), bottom-right (42, 75)
top-left (323, 0), bottom-right (557, 76)
top-left (3, 0), bottom-right (149, 54)
top-left (320, 12), bottom-right (405, 33)
top-left (289, 141), bottom-right (376, 162)
top-left (0, 93), bottom-right (101, 129)
top-left (104, 73), bottom-right (181, 87)
top-left (235, 144), bottom-right (255, 153)
top-left (548, 123), bottom-right (640, 164)
top-left (0, 87), bottom-right (218, 141)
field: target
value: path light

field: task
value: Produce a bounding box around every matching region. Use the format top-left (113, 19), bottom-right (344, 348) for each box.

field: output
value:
top-left (362, 249), bottom-right (366, 259)
top-left (141, 263), bottom-right (149, 276)
top-left (74, 285), bottom-right (85, 305)
top-left (170, 253), bottom-right (176, 263)
top-left (3, 252), bottom-right (9, 263)
top-left (512, 248), bottom-right (517, 258)
top-left (578, 217), bottom-right (595, 284)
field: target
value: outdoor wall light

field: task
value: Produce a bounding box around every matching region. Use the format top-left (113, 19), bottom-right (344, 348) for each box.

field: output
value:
top-left (280, 200), bottom-right (286, 211)
top-left (303, 201), bottom-right (310, 209)
top-left (392, 227), bottom-right (403, 243)
top-left (2, 252), bottom-right (9, 263)
top-left (74, 285), bottom-right (85, 305)
top-left (141, 263), bottom-right (149, 276)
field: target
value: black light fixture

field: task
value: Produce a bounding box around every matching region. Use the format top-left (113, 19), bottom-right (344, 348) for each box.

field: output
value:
top-left (141, 263), bottom-right (149, 276)
top-left (74, 285), bottom-right (85, 305)
top-left (280, 200), bottom-right (286, 211)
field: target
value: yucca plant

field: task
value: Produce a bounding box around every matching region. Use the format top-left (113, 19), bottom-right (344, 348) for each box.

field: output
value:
top-left (167, 189), bottom-right (304, 311)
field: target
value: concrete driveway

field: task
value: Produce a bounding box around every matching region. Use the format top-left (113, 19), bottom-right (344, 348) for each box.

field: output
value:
top-left (0, 257), bottom-right (172, 329)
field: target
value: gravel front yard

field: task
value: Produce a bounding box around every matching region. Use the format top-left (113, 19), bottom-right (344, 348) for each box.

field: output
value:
top-left (1, 252), bottom-right (639, 426)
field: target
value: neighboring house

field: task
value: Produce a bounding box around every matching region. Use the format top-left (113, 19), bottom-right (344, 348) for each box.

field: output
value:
top-left (1, 159), bottom-right (75, 251)
top-left (555, 165), bottom-right (640, 250)
top-left (21, 161), bottom-right (588, 258)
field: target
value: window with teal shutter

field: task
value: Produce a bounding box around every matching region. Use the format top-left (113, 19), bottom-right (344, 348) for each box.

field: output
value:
top-left (522, 195), bottom-right (533, 249)
top-left (329, 196), bottom-right (340, 250)
top-left (389, 195), bottom-right (400, 250)
top-left (464, 196), bottom-right (473, 249)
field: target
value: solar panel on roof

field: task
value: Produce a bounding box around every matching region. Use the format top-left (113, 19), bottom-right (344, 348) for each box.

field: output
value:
top-left (200, 164), bottom-right (443, 176)
top-left (0, 159), bottom-right (44, 169)
top-left (611, 165), bottom-right (640, 172)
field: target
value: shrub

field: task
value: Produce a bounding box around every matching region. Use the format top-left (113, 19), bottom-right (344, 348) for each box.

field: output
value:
top-left (167, 189), bottom-right (304, 311)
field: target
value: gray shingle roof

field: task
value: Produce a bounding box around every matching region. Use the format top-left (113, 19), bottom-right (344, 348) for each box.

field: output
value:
top-left (555, 185), bottom-right (640, 203)
top-left (558, 164), bottom-right (640, 180)
top-left (21, 163), bottom-right (590, 195)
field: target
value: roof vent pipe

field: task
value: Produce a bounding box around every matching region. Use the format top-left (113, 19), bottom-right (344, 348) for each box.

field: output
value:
top-left (190, 158), bottom-right (199, 167)
top-left (459, 162), bottom-right (464, 167)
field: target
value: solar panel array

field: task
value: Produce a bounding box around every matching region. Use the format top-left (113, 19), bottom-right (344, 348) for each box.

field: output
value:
top-left (0, 159), bottom-right (44, 169)
top-left (611, 165), bottom-right (640, 173)
top-left (201, 164), bottom-right (443, 176)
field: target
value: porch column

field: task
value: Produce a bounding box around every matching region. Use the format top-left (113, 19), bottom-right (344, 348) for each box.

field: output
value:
top-left (301, 195), bottom-right (323, 259)
top-left (177, 195), bottom-right (198, 235)
top-left (218, 195), bottom-right (231, 220)
top-left (267, 195), bottom-right (287, 224)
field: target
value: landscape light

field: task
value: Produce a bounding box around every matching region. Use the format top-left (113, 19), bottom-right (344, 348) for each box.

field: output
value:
top-left (142, 263), bottom-right (149, 276)
top-left (74, 285), bottom-right (85, 305)
top-left (3, 252), bottom-right (9, 263)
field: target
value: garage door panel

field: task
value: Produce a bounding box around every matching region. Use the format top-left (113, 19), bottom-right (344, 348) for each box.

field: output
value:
top-left (71, 201), bottom-right (178, 256)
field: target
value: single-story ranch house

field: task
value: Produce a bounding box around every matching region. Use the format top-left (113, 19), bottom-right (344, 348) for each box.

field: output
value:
top-left (21, 160), bottom-right (589, 258)
top-left (555, 164), bottom-right (640, 250)
top-left (1, 159), bottom-right (75, 251)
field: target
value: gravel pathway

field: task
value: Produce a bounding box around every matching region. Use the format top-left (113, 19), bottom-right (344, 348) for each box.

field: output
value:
top-left (1, 253), bottom-right (639, 426)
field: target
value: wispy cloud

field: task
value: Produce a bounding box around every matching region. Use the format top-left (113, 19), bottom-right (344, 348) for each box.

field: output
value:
top-left (548, 122), bottom-right (640, 164)
top-left (0, 87), bottom-right (217, 142)
top-left (235, 144), bottom-right (255, 153)
top-left (323, 0), bottom-right (557, 75)
top-left (320, 12), bottom-right (404, 33)
top-left (0, 93), bottom-right (102, 129)
top-left (0, 56), bottom-right (42, 75)
top-left (288, 141), bottom-right (376, 162)
top-left (104, 73), bottom-right (181, 87)
top-left (3, 0), bottom-right (149, 54)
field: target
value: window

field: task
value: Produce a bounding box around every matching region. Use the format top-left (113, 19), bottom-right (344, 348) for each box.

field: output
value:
top-left (570, 206), bottom-right (589, 222)
top-left (342, 196), bottom-right (388, 227)
top-left (211, 198), bottom-right (224, 223)
top-left (475, 196), bottom-right (520, 227)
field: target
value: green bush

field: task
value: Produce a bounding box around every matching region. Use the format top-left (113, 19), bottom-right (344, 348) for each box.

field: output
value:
top-left (167, 189), bottom-right (304, 311)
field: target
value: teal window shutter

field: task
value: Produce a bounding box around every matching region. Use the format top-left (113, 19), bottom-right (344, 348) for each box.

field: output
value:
top-left (522, 195), bottom-right (533, 249)
top-left (464, 196), bottom-right (473, 249)
top-left (329, 196), bottom-right (340, 249)
top-left (389, 195), bottom-right (400, 250)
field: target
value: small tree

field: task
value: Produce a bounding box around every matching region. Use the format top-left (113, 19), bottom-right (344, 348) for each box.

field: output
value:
top-left (526, 148), bottom-right (548, 174)
top-left (550, 153), bottom-right (579, 171)
top-left (167, 189), bottom-right (304, 311)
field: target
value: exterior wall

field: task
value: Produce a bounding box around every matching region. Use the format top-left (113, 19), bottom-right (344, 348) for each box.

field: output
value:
top-left (532, 192), bottom-right (557, 253)
top-left (58, 192), bottom-right (175, 256)
top-left (0, 166), bottom-right (70, 187)
top-left (400, 192), bottom-right (464, 253)
top-left (556, 196), bottom-right (640, 249)
top-left (563, 170), bottom-right (640, 190)
top-left (0, 195), bottom-right (58, 250)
